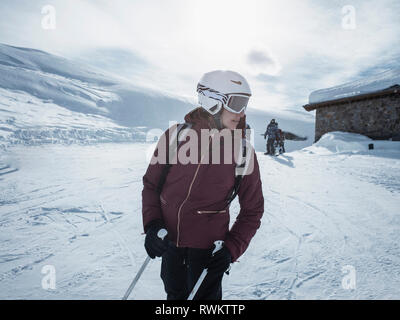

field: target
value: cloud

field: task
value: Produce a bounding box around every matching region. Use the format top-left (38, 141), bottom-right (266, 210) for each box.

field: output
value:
top-left (255, 73), bottom-right (279, 83)
top-left (247, 50), bottom-right (275, 66)
top-left (247, 49), bottom-right (281, 76)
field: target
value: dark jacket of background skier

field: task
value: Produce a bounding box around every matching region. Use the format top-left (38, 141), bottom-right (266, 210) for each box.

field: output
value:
top-left (142, 108), bottom-right (264, 262)
top-left (265, 122), bottom-right (278, 140)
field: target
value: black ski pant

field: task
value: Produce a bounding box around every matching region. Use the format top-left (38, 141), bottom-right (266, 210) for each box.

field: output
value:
top-left (160, 241), bottom-right (224, 300)
top-left (267, 138), bottom-right (275, 154)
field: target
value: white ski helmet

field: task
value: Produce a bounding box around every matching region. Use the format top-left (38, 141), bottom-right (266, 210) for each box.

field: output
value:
top-left (197, 70), bottom-right (251, 115)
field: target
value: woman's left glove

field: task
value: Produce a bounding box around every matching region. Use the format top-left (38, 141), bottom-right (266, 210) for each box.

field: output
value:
top-left (206, 245), bottom-right (232, 276)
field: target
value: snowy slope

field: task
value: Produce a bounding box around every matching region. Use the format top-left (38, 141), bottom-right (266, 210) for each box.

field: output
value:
top-left (0, 132), bottom-right (399, 299)
top-left (0, 43), bottom-right (194, 149)
top-left (0, 87), bottom-right (148, 150)
top-left (0, 43), bottom-right (193, 125)
top-left (0, 44), bottom-right (119, 115)
top-left (309, 68), bottom-right (400, 104)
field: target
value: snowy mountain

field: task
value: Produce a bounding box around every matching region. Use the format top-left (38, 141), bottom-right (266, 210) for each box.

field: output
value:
top-left (309, 68), bottom-right (400, 104)
top-left (0, 43), bottom-right (194, 149)
top-left (0, 132), bottom-right (399, 299)
top-left (0, 43), bottom-right (314, 152)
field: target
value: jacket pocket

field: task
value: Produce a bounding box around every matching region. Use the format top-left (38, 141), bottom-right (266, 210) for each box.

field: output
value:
top-left (197, 209), bottom-right (227, 214)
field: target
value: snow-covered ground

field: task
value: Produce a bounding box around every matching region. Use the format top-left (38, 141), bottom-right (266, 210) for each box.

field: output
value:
top-left (1, 133), bottom-right (399, 299)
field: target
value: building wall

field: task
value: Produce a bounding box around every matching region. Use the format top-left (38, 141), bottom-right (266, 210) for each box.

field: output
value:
top-left (315, 93), bottom-right (400, 141)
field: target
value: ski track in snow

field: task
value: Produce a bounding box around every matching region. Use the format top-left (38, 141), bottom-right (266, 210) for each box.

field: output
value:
top-left (0, 143), bottom-right (400, 299)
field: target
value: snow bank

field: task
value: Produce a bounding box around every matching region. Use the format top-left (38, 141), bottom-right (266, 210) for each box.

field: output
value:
top-left (305, 131), bottom-right (400, 155)
top-left (309, 68), bottom-right (400, 104)
top-left (315, 132), bottom-right (372, 153)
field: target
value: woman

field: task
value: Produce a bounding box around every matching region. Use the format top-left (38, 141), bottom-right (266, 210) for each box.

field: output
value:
top-left (142, 70), bottom-right (264, 300)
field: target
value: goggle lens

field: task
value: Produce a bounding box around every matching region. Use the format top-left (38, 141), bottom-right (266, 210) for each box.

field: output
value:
top-left (226, 95), bottom-right (249, 113)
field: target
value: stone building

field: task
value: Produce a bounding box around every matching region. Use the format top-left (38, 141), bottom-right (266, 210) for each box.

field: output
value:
top-left (303, 85), bottom-right (400, 142)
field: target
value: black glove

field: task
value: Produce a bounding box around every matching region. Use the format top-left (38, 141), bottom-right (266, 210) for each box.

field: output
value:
top-left (206, 245), bottom-right (232, 276)
top-left (144, 220), bottom-right (168, 259)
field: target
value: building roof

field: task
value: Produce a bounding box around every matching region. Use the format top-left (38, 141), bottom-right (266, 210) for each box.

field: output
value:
top-left (308, 68), bottom-right (400, 104)
top-left (303, 84), bottom-right (400, 112)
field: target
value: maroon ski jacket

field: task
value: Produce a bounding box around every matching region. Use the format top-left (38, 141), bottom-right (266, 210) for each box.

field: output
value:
top-left (142, 108), bottom-right (264, 262)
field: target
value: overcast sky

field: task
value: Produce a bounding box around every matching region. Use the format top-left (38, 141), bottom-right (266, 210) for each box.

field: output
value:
top-left (1, 0), bottom-right (399, 112)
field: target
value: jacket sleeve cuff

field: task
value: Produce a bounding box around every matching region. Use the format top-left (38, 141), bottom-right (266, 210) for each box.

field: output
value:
top-left (223, 239), bottom-right (241, 263)
top-left (144, 219), bottom-right (165, 234)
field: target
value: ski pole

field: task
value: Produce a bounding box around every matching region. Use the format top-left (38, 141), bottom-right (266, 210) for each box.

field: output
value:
top-left (122, 228), bottom-right (168, 300)
top-left (187, 240), bottom-right (224, 300)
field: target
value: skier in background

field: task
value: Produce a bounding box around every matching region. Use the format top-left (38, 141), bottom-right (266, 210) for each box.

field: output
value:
top-left (276, 128), bottom-right (285, 154)
top-left (263, 119), bottom-right (278, 155)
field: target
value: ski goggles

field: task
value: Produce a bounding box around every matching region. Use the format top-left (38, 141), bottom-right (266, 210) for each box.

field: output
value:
top-left (224, 94), bottom-right (250, 114)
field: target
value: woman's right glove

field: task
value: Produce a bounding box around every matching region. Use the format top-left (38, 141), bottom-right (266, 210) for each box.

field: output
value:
top-left (144, 220), bottom-right (168, 259)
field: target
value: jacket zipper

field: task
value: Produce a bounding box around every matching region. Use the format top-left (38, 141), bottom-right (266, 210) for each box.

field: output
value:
top-left (176, 162), bottom-right (202, 247)
top-left (160, 194), bottom-right (167, 205)
top-left (176, 135), bottom-right (213, 247)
